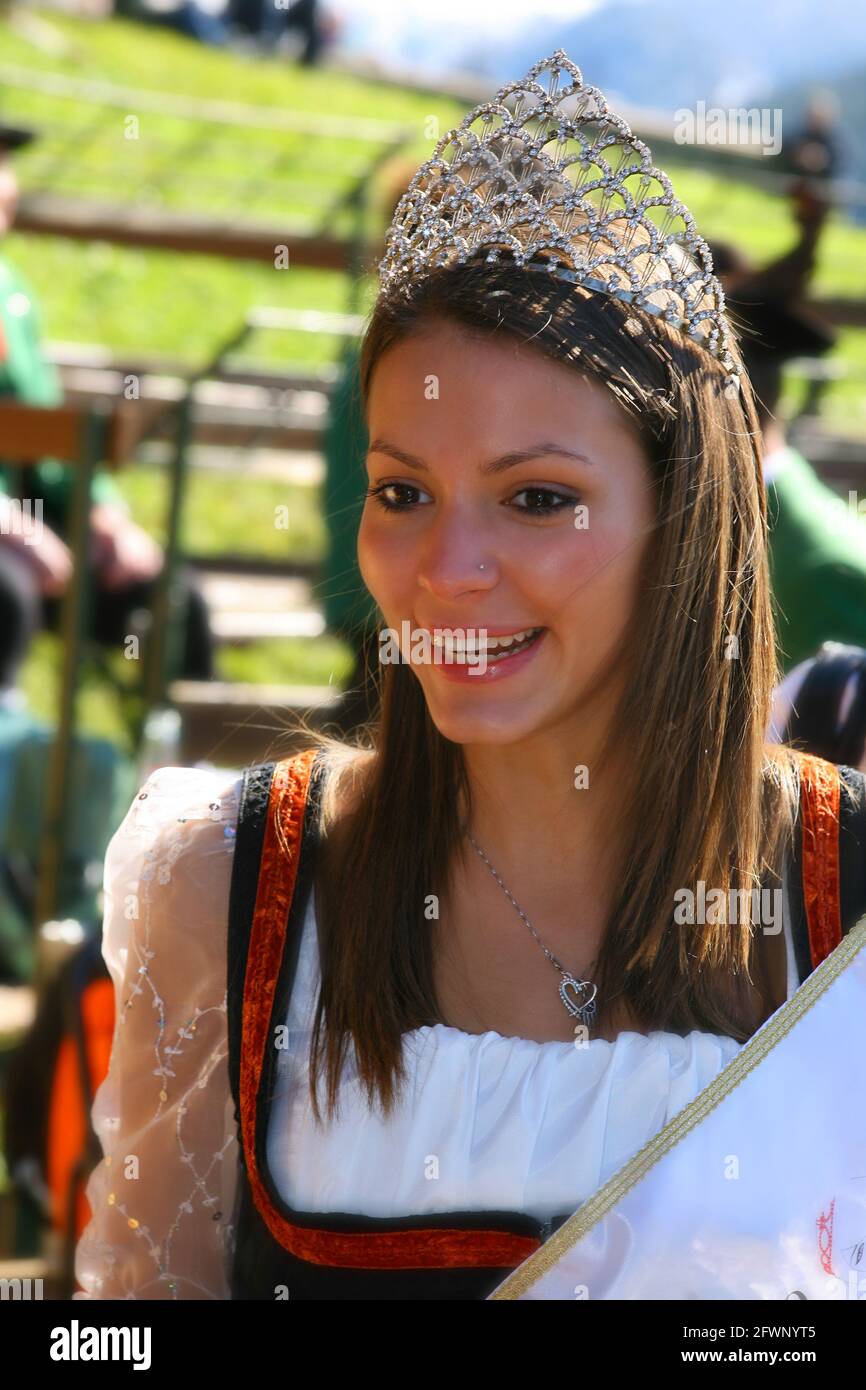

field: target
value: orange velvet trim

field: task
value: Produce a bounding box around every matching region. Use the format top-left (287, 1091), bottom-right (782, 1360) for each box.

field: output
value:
top-left (47, 976), bottom-right (115, 1239)
top-left (796, 751), bottom-right (842, 969)
top-left (47, 1035), bottom-right (83, 1234)
top-left (239, 749), bottom-right (540, 1271)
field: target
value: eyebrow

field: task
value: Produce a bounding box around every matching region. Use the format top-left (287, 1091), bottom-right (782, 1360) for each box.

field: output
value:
top-left (366, 439), bottom-right (598, 475)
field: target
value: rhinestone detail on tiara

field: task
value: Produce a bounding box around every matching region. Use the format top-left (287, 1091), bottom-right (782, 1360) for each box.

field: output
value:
top-left (378, 49), bottom-right (741, 397)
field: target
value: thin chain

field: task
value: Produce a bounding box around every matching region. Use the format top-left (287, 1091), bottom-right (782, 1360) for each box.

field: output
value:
top-left (467, 832), bottom-right (569, 975)
top-left (466, 832), bottom-right (599, 1025)
top-left (466, 830), bottom-right (600, 1031)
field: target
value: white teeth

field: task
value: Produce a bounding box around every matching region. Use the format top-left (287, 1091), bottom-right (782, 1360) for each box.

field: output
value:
top-left (486, 628), bottom-right (543, 659)
top-left (430, 626), bottom-right (540, 653)
top-left (423, 628), bottom-right (545, 664)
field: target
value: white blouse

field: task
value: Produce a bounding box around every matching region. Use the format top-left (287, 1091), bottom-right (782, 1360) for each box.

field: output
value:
top-left (74, 763), bottom-right (799, 1300)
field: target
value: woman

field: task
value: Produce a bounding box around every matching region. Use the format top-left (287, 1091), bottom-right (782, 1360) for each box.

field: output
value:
top-left (74, 51), bottom-right (866, 1301)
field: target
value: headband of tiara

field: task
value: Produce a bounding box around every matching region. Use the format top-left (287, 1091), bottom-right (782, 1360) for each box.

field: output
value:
top-left (378, 48), bottom-right (742, 398)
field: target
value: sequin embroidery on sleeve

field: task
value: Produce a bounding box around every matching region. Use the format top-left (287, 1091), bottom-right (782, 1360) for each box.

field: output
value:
top-left (74, 766), bottom-right (242, 1300)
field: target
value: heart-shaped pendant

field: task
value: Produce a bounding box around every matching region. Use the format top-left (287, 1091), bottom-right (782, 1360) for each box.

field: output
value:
top-left (559, 974), bottom-right (598, 1023)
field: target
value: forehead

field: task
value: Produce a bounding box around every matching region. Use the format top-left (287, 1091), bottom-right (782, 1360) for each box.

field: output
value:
top-left (366, 318), bottom-right (636, 449)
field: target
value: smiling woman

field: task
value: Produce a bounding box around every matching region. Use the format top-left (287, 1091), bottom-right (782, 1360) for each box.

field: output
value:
top-left (74, 49), bottom-right (866, 1304)
top-left (340, 249), bottom-right (800, 1059)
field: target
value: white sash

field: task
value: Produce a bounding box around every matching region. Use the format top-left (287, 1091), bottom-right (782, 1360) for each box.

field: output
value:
top-left (490, 913), bottom-right (866, 1300)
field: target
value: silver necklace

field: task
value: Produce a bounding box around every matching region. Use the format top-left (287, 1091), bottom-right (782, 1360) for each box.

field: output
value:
top-left (467, 832), bottom-right (599, 1028)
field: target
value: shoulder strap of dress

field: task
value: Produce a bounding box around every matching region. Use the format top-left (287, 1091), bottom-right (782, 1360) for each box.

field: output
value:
top-left (786, 750), bottom-right (866, 979)
top-left (226, 747), bottom-right (321, 1144)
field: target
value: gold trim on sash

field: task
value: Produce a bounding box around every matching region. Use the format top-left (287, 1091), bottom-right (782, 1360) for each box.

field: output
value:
top-left (489, 911), bottom-right (866, 1300)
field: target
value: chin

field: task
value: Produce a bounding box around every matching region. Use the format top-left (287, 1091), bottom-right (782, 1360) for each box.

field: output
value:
top-left (420, 693), bottom-right (550, 746)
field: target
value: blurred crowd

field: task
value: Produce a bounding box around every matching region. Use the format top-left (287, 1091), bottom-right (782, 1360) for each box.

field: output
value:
top-left (111, 0), bottom-right (337, 61)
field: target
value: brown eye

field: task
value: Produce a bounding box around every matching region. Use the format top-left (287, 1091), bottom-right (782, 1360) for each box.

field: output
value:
top-left (510, 488), bottom-right (578, 515)
top-left (365, 483), bottom-right (428, 512)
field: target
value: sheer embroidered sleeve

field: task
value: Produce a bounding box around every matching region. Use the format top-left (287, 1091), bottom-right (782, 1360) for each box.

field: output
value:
top-left (73, 765), bottom-right (243, 1300)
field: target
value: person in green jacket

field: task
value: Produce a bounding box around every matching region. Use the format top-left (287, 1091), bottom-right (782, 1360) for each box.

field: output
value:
top-left (713, 189), bottom-right (866, 674)
top-left (762, 432), bottom-right (866, 672)
top-left (0, 120), bottom-right (214, 692)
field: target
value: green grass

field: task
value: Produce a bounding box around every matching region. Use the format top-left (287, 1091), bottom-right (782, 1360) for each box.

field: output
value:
top-left (115, 463), bottom-right (326, 560)
top-left (17, 624), bottom-right (356, 754)
top-left (1, 8), bottom-right (461, 236)
top-left (218, 634), bottom-right (353, 688)
top-left (2, 233), bottom-right (367, 368)
top-left (1, 8), bottom-right (447, 127)
top-left (19, 632), bottom-right (140, 752)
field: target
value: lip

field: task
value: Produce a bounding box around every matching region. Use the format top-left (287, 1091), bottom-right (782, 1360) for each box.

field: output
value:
top-left (427, 626), bottom-right (548, 683)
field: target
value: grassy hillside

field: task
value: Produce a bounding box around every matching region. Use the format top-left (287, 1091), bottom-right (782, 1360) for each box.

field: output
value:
top-left (2, 9), bottom-right (864, 373)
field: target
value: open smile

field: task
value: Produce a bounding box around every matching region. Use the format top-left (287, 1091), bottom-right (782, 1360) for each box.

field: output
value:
top-left (426, 626), bottom-right (548, 682)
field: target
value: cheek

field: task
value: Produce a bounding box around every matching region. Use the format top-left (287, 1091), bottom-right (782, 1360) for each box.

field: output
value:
top-left (355, 513), bottom-right (378, 596)
top-left (357, 510), bottom-right (408, 610)
top-left (533, 511), bottom-right (647, 616)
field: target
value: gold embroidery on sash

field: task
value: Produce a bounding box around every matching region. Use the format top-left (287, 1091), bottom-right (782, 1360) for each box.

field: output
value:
top-left (489, 911), bottom-right (866, 1299)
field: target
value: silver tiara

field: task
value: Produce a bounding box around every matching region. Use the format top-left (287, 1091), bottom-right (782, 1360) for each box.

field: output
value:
top-left (378, 49), bottom-right (741, 397)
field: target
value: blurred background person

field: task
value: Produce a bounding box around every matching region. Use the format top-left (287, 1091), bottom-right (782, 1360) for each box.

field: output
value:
top-left (784, 89), bottom-right (843, 185)
top-left (711, 187), bottom-right (866, 675)
top-left (113, 0), bottom-right (232, 45)
top-left (0, 120), bottom-right (216, 702)
top-left (770, 642), bottom-right (866, 771)
top-left (228, 0), bottom-right (333, 61)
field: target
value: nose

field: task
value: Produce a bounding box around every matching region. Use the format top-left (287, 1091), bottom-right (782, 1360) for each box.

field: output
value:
top-left (415, 515), bottom-right (499, 602)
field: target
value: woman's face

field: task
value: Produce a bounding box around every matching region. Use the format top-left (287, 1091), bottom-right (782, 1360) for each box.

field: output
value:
top-left (358, 317), bottom-right (656, 747)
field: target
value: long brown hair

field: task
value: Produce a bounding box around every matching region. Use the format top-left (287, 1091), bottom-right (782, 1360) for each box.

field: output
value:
top-left (295, 250), bottom-right (799, 1122)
